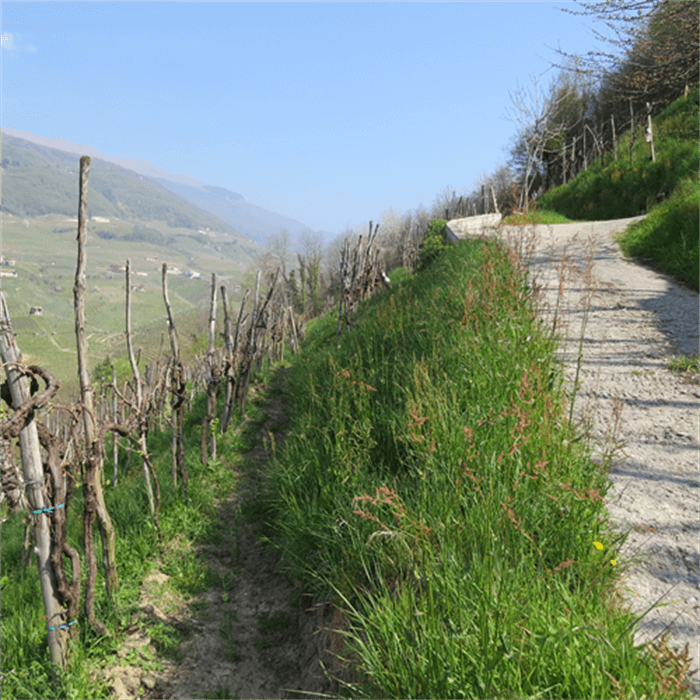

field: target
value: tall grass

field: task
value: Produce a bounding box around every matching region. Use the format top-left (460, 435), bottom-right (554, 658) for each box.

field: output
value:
top-left (616, 177), bottom-right (699, 291)
top-left (260, 238), bottom-right (696, 698)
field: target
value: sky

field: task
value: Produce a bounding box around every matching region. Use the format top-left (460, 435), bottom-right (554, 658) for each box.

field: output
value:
top-left (2, 1), bottom-right (604, 238)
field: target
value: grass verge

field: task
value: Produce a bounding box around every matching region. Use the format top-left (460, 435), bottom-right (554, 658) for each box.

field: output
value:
top-left (616, 177), bottom-right (699, 291)
top-left (259, 237), bottom-right (696, 698)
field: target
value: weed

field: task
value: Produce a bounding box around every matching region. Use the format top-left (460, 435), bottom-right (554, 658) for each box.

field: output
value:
top-left (667, 353), bottom-right (699, 374)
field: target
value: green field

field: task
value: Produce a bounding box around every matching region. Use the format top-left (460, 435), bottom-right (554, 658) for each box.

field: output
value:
top-left (1, 213), bottom-right (260, 398)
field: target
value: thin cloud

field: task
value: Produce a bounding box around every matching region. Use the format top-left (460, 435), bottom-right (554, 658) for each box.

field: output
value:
top-left (1, 32), bottom-right (37, 54)
top-left (1, 33), bottom-right (16, 50)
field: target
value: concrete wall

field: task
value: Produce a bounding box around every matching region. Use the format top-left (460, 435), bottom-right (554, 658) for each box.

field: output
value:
top-left (445, 213), bottom-right (502, 244)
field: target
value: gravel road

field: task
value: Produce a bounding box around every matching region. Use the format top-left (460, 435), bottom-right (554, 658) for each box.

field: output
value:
top-left (500, 216), bottom-right (699, 696)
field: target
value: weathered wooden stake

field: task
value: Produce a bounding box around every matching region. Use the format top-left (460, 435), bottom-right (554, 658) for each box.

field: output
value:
top-left (202, 273), bottom-right (218, 463)
top-left (629, 99), bottom-right (636, 167)
top-left (126, 260), bottom-right (155, 516)
top-left (162, 264), bottom-right (187, 492)
top-left (112, 367), bottom-right (119, 486)
top-left (646, 102), bottom-right (656, 163)
top-left (0, 294), bottom-right (67, 669)
top-left (74, 155), bottom-right (118, 634)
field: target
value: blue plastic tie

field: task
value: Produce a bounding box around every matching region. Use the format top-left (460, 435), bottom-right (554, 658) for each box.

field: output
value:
top-left (47, 620), bottom-right (78, 632)
top-left (32, 504), bottom-right (65, 515)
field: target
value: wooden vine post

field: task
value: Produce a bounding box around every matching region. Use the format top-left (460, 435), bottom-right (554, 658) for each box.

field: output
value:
top-left (629, 99), bottom-right (636, 167)
top-left (646, 102), bottom-right (656, 163)
top-left (74, 155), bottom-right (118, 634)
top-left (220, 285), bottom-right (248, 435)
top-left (126, 260), bottom-right (156, 517)
top-left (238, 271), bottom-right (261, 416)
top-left (162, 263), bottom-right (187, 492)
top-left (202, 273), bottom-right (218, 464)
top-left (0, 294), bottom-right (67, 669)
top-left (112, 367), bottom-right (119, 485)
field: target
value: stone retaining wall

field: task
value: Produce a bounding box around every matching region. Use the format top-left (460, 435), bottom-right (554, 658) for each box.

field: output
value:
top-left (445, 213), bottom-right (502, 243)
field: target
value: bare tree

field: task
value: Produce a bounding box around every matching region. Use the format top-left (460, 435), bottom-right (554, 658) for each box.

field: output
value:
top-left (258, 228), bottom-right (292, 278)
top-left (324, 229), bottom-right (355, 304)
top-left (505, 75), bottom-right (580, 209)
top-left (550, 1), bottom-right (698, 108)
top-left (430, 185), bottom-right (457, 220)
top-left (297, 230), bottom-right (324, 317)
top-left (373, 207), bottom-right (405, 272)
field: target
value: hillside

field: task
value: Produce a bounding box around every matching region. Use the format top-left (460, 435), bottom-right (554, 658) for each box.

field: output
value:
top-left (0, 210), bottom-right (260, 400)
top-left (1, 127), bottom-right (336, 250)
top-left (537, 88), bottom-right (699, 290)
top-left (1, 133), bottom-right (245, 236)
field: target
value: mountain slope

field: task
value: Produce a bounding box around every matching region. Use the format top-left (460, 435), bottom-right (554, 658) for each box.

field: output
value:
top-left (1, 127), bottom-right (335, 250)
top-left (0, 133), bottom-right (243, 236)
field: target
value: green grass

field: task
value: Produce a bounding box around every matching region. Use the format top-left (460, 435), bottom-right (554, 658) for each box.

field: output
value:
top-left (536, 89), bottom-right (699, 291)
top-left (0, 390), bottom-right (251, 699)
top-left (2, 237), bottom-right (695, 698)
top-left (667, 353), bottom-right (699, 375)
top-left (501, 208), bottom-right (577, 226)
top-left (257, 241), bottom-right (696, 699)
top-left (616, 177), bottom-right (699, 291)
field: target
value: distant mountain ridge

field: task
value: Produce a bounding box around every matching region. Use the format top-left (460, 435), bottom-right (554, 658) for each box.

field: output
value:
top-left (0, 127), bottom-right (333, 250)
top-left (0, 132), bottom-right (245, 237)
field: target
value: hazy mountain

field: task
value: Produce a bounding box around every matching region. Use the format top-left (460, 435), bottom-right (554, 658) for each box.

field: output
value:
top-left (1, 127), bottom-right (335, 251)
top-left (0, 132), bottom-right (244, 235)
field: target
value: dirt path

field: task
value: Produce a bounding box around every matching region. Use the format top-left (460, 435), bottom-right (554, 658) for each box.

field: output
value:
top-left (502, 216), bottom-right (699, 696)
top-left (104, 373), bottom-right (344, 699)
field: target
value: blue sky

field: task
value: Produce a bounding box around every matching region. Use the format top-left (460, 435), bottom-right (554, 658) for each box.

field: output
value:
top-left (2, 2), bottom-right (603, 237)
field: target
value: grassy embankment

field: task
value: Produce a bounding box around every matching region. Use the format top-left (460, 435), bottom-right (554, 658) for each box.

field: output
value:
top-left (4, 235), bottom-right (695, 699)
top-left (536, 87), bottom-right (699, 293)
top-left (255, 236), bottom-right (695, 699)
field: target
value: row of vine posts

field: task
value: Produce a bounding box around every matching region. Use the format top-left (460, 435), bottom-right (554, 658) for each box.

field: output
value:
top-left (0, 156), bottom-right (398, 674)
top-left (541, 98), bottom-right (663, 197)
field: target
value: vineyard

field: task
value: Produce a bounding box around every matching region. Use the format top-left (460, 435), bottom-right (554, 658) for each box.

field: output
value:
top-left (0, 155), bottom-right (398, 686)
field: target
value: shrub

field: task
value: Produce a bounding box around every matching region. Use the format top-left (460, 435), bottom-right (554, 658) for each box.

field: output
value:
top-left (416, 219), bottom-right (449, 273)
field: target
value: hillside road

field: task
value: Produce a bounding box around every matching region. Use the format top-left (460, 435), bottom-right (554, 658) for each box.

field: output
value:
top-left (501, 216), bottom-right (700, 695)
